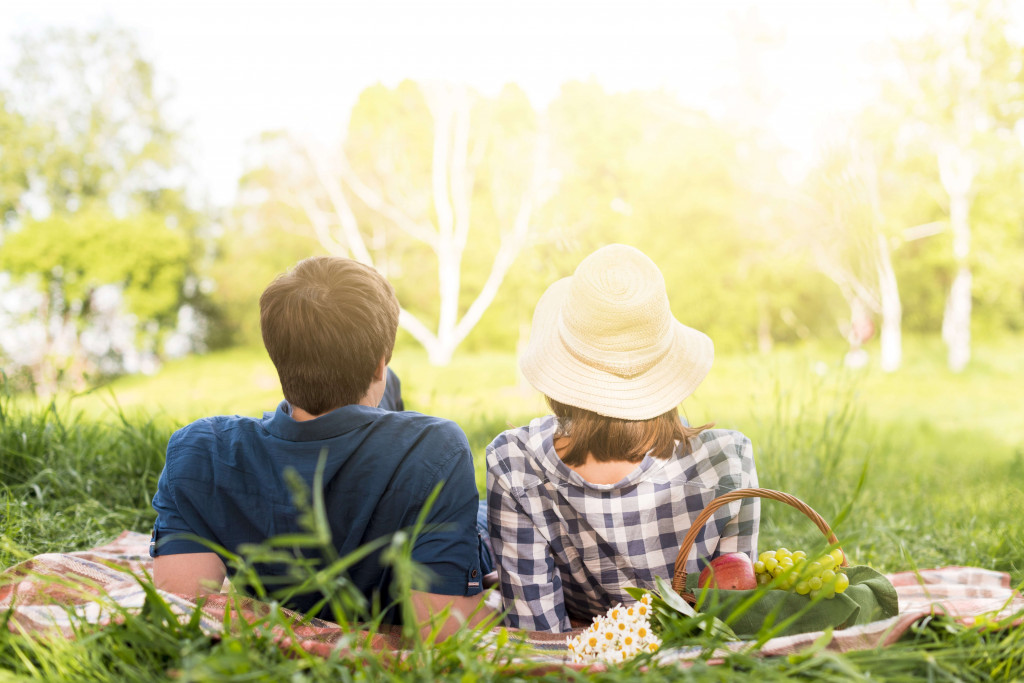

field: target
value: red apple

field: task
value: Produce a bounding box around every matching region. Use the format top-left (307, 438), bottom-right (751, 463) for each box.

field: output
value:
top-left (697, 553), bottom-right (757, 590)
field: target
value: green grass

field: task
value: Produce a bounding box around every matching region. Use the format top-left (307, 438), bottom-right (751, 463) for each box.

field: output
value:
top-left (2, 336), bottom-right (1024, 679)
top-left (0, 402), bottom-right (168, 566)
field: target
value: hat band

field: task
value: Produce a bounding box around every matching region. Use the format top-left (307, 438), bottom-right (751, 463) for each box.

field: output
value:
top-left (557, 324), bottom-right (675, 379)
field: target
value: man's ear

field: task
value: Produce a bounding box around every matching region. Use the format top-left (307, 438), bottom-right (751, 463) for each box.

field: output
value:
top-left (374, 357), bottom-right (388, 382)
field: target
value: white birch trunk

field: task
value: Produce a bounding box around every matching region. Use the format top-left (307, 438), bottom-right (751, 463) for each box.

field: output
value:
top-left (937, 145), bottom-right (975, 373)
top-left (942, 267), bottom-right (972, 372)
top-left (876, 234), bottom-right (902, 372)
top-left (807, 146), bottom-right (903, 372)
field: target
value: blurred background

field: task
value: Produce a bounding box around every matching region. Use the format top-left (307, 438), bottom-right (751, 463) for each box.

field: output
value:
top-left (0, 0), bottom-right (1022, 427)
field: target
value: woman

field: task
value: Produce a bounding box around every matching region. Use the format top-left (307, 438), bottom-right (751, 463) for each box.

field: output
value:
top-left (486, 244), bottom-right (759, 632)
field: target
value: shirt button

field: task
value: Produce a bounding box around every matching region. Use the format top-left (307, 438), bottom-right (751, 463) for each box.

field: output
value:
top-left (471, 569), bottom-right (478, 578)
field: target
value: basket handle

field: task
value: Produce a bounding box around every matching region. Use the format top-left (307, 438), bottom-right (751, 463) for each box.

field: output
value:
top-left (671, 487), bottom-right (846, 599)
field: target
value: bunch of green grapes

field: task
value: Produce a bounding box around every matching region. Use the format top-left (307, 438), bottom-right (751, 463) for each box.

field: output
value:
top-left (754, 548), bottom-right (850, 599)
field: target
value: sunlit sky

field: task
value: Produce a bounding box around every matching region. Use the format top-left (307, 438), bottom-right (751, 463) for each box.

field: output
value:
top-left (1, 0), bottom-right (906, 206)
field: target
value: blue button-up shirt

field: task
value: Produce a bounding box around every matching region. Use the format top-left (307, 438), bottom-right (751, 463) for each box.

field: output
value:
top-left (151, 398), bottom-right (482, 620)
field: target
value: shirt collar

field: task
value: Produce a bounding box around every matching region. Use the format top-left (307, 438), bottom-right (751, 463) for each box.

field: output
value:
top-left (262, 400), bottom-right (383, 442)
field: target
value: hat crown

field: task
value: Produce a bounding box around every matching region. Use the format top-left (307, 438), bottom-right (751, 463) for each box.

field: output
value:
top-left (558, 245), bottom-right (675, 378)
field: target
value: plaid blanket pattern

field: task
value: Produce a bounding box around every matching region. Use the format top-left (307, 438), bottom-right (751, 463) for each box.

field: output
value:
top-left (2, 531), bottom-right (1022, 670)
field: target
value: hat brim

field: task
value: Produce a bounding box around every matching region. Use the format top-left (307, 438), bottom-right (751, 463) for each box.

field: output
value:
top-left (519, 277), bottom-right (714, 420)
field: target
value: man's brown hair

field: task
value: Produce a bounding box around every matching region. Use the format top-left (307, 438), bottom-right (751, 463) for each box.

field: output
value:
top-left (548, 398), bottom-right (712, 467)
top-left (260, 257), bottom-right (400, 415)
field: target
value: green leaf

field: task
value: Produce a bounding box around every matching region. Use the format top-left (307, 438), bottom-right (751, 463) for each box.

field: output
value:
top-left (655, 575), bottom-right (696, 617)
top-left (699, 613), bottom-right (740, 641)
top-left (623, 586), bottom-right (649, 602)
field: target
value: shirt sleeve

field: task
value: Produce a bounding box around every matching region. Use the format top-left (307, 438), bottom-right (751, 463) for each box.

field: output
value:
top-left (486, 442), bottom-right (571, 633)
top-left (406, 425), bottom-right (483, 597)
top-left (710, 433), bottom-right (760, 560)
top-left (150, 431), bottom-right (215, 557)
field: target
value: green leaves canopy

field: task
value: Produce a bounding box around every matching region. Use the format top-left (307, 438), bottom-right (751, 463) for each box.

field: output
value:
top-left (1, 208), bottom-right (190, 325)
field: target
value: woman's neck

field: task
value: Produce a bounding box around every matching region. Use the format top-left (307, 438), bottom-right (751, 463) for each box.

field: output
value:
top-left (554, 437), bottom-right (642, 485)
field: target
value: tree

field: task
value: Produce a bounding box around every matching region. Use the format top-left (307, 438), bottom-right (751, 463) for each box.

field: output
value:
top-left (540, 82), bottom-right (827, 354)
top-left (0, 209), bottom-right (191, 393)
top-left (6, 25), bottom-right (181, 215)
top-left (0, 26), bottom-right (209, 393)
top-left (0, 92), bottom-right (35, 231)
top-left (801, 140), bottom-right (904, 371)
top-left (238, 81), bottom-right (550, 365)
top-left (885, 0), bottom-right (1024, 371)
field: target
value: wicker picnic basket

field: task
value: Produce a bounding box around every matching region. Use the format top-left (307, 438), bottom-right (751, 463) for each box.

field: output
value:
top-left (671, 487), bottom-right (848, 601)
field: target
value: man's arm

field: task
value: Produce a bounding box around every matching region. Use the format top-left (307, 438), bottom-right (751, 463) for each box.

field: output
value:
top-left (154, 552), bottom-right (226, 595)
top-left (152, 429), bottom-right (227, 595)
top-left (403, 424), bottom-right (496, 640)
top-left (410, 590), bottom-right (496, 641)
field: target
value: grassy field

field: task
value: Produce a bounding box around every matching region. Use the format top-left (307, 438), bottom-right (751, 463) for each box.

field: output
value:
top-left (2, 336), bottom-right (1023, 679)
top-left (61, 333), bottom-right (1024, 443)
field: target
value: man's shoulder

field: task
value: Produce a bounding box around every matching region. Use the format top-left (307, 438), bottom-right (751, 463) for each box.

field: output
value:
top-left (165, 415), bottom-right (265, 476)
top-left (382, 411), bottom-right (468, 454)
top-left (358, 411), bottom-right (475, 499)
top-left (170, 414), bottom-right (261, 446)
top-left (372, 410), bottom-right (469, 455)
top-left (371, 407), bottom-right (457, 432)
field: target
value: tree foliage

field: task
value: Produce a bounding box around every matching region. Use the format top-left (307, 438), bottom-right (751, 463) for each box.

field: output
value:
top-left (529, 82), bottom-right (834, 353)
top-left (2, 209), bottom-right (190, 322)
top-left (0, 26), bottom-right (209, 393)
top-left (8, 25), bottom-right (180, 214)
top-left (234, 80), bottom-right (548, 363)
top-left (6, 7), bottom-right (1023, 386)
top-left (876, 0), bottom-right (1024, 370)
top-left (0, 93), bottom-right (36, 229)
top-left (0, 208), bottom-right (191, 392)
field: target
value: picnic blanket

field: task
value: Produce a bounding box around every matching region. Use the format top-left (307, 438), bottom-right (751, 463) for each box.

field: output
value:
top-left (2, 531), bottom-right (1022, 670)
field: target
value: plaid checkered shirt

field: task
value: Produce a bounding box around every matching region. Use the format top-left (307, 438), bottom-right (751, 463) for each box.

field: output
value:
top-left (486, 415), bottom-right (759, 632)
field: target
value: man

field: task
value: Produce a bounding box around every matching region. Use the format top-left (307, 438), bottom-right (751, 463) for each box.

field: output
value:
top-left (151, 256), bottom-right (491, 638)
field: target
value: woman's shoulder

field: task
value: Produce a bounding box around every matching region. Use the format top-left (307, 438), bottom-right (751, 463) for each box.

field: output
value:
top-left (675, 428), bottom-right (756, 491)
top-left (485, 415), bottom-right (557, 487)
top-left (486, 415), bottom-right (556, 454)
top-left (692, 428), bottom-right (753, 458)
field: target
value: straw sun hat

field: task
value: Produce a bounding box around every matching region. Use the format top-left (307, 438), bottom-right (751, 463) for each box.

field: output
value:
top-left (519, 244), bottom-right (713, 420)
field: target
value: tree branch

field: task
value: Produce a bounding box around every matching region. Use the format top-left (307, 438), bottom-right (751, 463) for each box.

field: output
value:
top-left (305, 146), bottom-right (375, 267)
top-left (398, 308), bottom-right (438, 353)
top-left (336, 152), bottom-right (439, 251)
top-left (452, 127), bottom-right (549, 345)
top-left (295, 192), bottom-right (348, 257)
top-left (814, 243), bottom-right (882, 314)
top-left (450, 87), bottom-right (473, 255)
top-left (427, 86), bottom-right (455, 240)
top-left (425, 84), bottom-right (460, 348)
